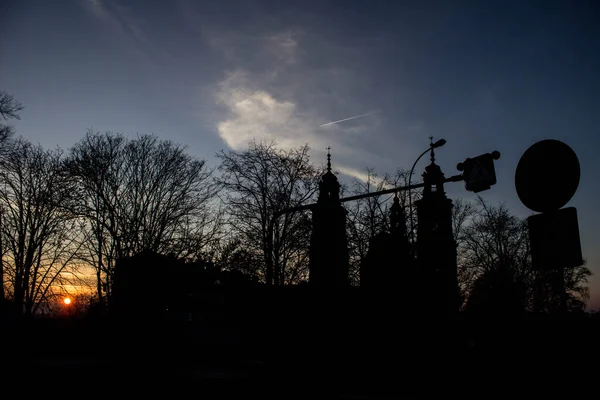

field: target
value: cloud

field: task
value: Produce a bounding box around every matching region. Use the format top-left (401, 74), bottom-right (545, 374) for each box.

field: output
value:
top-left (83, 0), bottom-right (125, 34)
top-left (216, 72), bottom-right (301, 150)
top-left (335, 165), bottom-right (373, 183)
top-left (81, 0), bottom-right (155, 64)
top-left (215, 69), bottom-right (373, 176)
top-left (215, 70), bottom-right (386, 183)
top-left (266, 31), bottom-right (301, 65)
top-left (201, 18), bottom-right (419, 182)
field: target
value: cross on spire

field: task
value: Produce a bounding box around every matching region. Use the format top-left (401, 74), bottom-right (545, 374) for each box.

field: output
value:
top-left (429, 136), bottom-right (436, 163)
top-left (327, 147), bottom-right (331, 172)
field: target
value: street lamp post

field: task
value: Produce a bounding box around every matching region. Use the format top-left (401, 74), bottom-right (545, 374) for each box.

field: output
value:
top-left (407, 138), bottom-right (447, 243)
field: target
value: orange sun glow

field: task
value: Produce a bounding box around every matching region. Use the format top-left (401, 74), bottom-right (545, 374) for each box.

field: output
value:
top-left (63, 297), bottom-right (72, 305)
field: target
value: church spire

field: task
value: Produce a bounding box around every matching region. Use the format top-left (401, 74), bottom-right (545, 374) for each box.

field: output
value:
top-left (319, 147), bottom-right (340, 203)
top-left (310, 147), bottom-right (349, 288)
top-left (422, 137), bottom-right (445, 196)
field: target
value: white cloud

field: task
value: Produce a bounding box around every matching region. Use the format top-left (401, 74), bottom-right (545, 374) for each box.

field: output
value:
top-left (216, 79), bottom-right (298, 150)
top-left (206, 26), bottom-right (408, 183)
top-left (215, 70), bottom-right (379, 183)
top-left (335, 165), bottom-right (373, 183)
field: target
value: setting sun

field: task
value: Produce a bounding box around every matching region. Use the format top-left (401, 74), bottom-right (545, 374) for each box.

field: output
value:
top-left (63, 297), bottom-right (71, 305)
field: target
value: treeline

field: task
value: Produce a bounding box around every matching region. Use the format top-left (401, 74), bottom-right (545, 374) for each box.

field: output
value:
top-left (0, 91), bottom-right (591, 316)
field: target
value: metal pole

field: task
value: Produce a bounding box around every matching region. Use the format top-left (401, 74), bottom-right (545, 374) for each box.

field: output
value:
top-left (276, 174), bottom-right (463, 218)
top-left (339, 182), bottom-right (426, 203)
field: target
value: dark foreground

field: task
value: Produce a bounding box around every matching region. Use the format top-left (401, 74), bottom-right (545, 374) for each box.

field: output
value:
top-left (7, 311), bottom-right (600, 399)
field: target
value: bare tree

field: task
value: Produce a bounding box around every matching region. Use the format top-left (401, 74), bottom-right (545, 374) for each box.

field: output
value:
top-left (216, 141), bottom-right (320, 286)
top-left (0, 91), bottom-right (23, 155)
top-left (451, 197), bottom-right (477, 305)
top-left (217, 237), bottom-right (262, 280)
top-left (345, 168), bottom-right (417, 284)
top-left (0, 91), bottom-right (23, 120)
top-left (460, 196), bottom-right (591, 313)
top-left (345, 169), bottom-right (390, 284)
top-left (460, 197), bottom-right (532, 313)
top-left (451, 198), bottom-right (476, 244)
top-left (67, 131), bottom-right (221, 305)
top-left (0, 138), bottom-right (84, 315)
top-left (0, 91), bottom-right (23, 306)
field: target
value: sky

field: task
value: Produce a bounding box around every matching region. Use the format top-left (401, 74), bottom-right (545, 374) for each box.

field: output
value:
top-left (1, 0), bottom-right (599, 309)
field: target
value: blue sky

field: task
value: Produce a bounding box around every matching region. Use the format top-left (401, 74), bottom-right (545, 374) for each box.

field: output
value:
top-left (1, 0), bottom-right (599, 308)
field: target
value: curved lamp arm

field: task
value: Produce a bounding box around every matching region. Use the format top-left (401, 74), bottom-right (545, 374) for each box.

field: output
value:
top-left (407, 148), bottom-right (432, 242)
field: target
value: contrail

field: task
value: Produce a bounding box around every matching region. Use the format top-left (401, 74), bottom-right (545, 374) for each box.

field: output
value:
top-left (319, 110), bottom-right (378, 127)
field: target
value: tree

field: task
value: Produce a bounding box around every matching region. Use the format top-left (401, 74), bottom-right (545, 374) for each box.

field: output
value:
top-left (345, 168), bottom-right (417, 284)
top-left (345, 169), bottom-right (389, 284)
top-left (0, 91), bottom-right (22, 156)
top-left (66, 131), bottom-right (220, 306)
top-left (460, 198), bottom-right (533, 314)
top-left (217, 237), bottom-right (262, 280)
top-left (216, 141), bottom-right (320, 286)
top-left (451, 197), bottom-right (476, 305)
top-left (0, 91), bottom-right (23, 120)
top-left (532, 260), bottom-right (591, 313)
top-left (0, 91), bottom-right (23, 306)
top-left (459, 197), bottom-right (591, 314)
top-left (0, 138), bottom-right (83, 315)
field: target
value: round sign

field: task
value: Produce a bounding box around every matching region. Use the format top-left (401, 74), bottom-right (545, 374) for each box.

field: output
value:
top-left (515, 139), bottom-right (580, 213)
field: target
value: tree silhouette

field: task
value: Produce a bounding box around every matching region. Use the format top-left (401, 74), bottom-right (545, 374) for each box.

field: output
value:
top-left (345, 168), bottom-right (417, 284)
top-left (0, 138), bottom-right (83, 315)
top-left (0, 91), bottom-right (23, 154)
top-left (217, 238), bottom-right (262, 280)
top-left (345, 169), bottom-right (390, 284)
top-left (66, 131), bottom-right (221, 307)
top-left (451, 197), bottom-right (477, 306)
top-left (0, 90), bottom-right (22, 306)
top-left (0, 92), bottom-right (23, 120)
top-left (459, 196), bottom-right (591, 314)
top-left (216, 141), bottom-right (319, 286)
top-left (533, 259), bottom-right (591, 313)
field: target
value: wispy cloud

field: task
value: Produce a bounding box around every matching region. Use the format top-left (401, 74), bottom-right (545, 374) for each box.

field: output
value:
top-left (81, 0), bottom-right (154, 64)
top-left (83, 0), bottom-right (125, 35)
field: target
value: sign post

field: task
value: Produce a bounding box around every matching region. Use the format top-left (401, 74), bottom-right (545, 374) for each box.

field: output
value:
top-left (515, 139), bottom-right (582, 313)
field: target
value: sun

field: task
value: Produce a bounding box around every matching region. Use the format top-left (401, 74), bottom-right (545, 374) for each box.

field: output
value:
top-left (63, 297), bottom-right (72, 305)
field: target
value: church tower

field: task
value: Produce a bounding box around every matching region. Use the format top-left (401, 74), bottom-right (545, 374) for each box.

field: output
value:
top-left (309, 150), bottom-right (350, 288)
top-left (414, 141), bottom-right (459, 315)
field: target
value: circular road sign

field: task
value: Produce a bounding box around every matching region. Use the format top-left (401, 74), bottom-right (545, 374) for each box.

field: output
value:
top-left (515, 139), bottom-right (580, 213)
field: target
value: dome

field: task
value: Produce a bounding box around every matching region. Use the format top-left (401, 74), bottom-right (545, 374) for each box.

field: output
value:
top-left (424, 161), bottom-right (444, 183)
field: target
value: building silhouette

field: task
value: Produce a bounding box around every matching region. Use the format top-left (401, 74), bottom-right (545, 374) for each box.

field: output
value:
top-left (309, 150), bottom-right (350, 288)
top-left (414, 146), bottom-right (459, 315)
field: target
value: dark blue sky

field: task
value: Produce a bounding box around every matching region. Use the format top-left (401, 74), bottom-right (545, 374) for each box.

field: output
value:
top-left (1, 0), bottom-right (599, 308)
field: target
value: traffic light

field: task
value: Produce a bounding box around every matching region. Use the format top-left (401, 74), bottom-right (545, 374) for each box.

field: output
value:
top-left (457, 151), bottom-right (500, 193)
